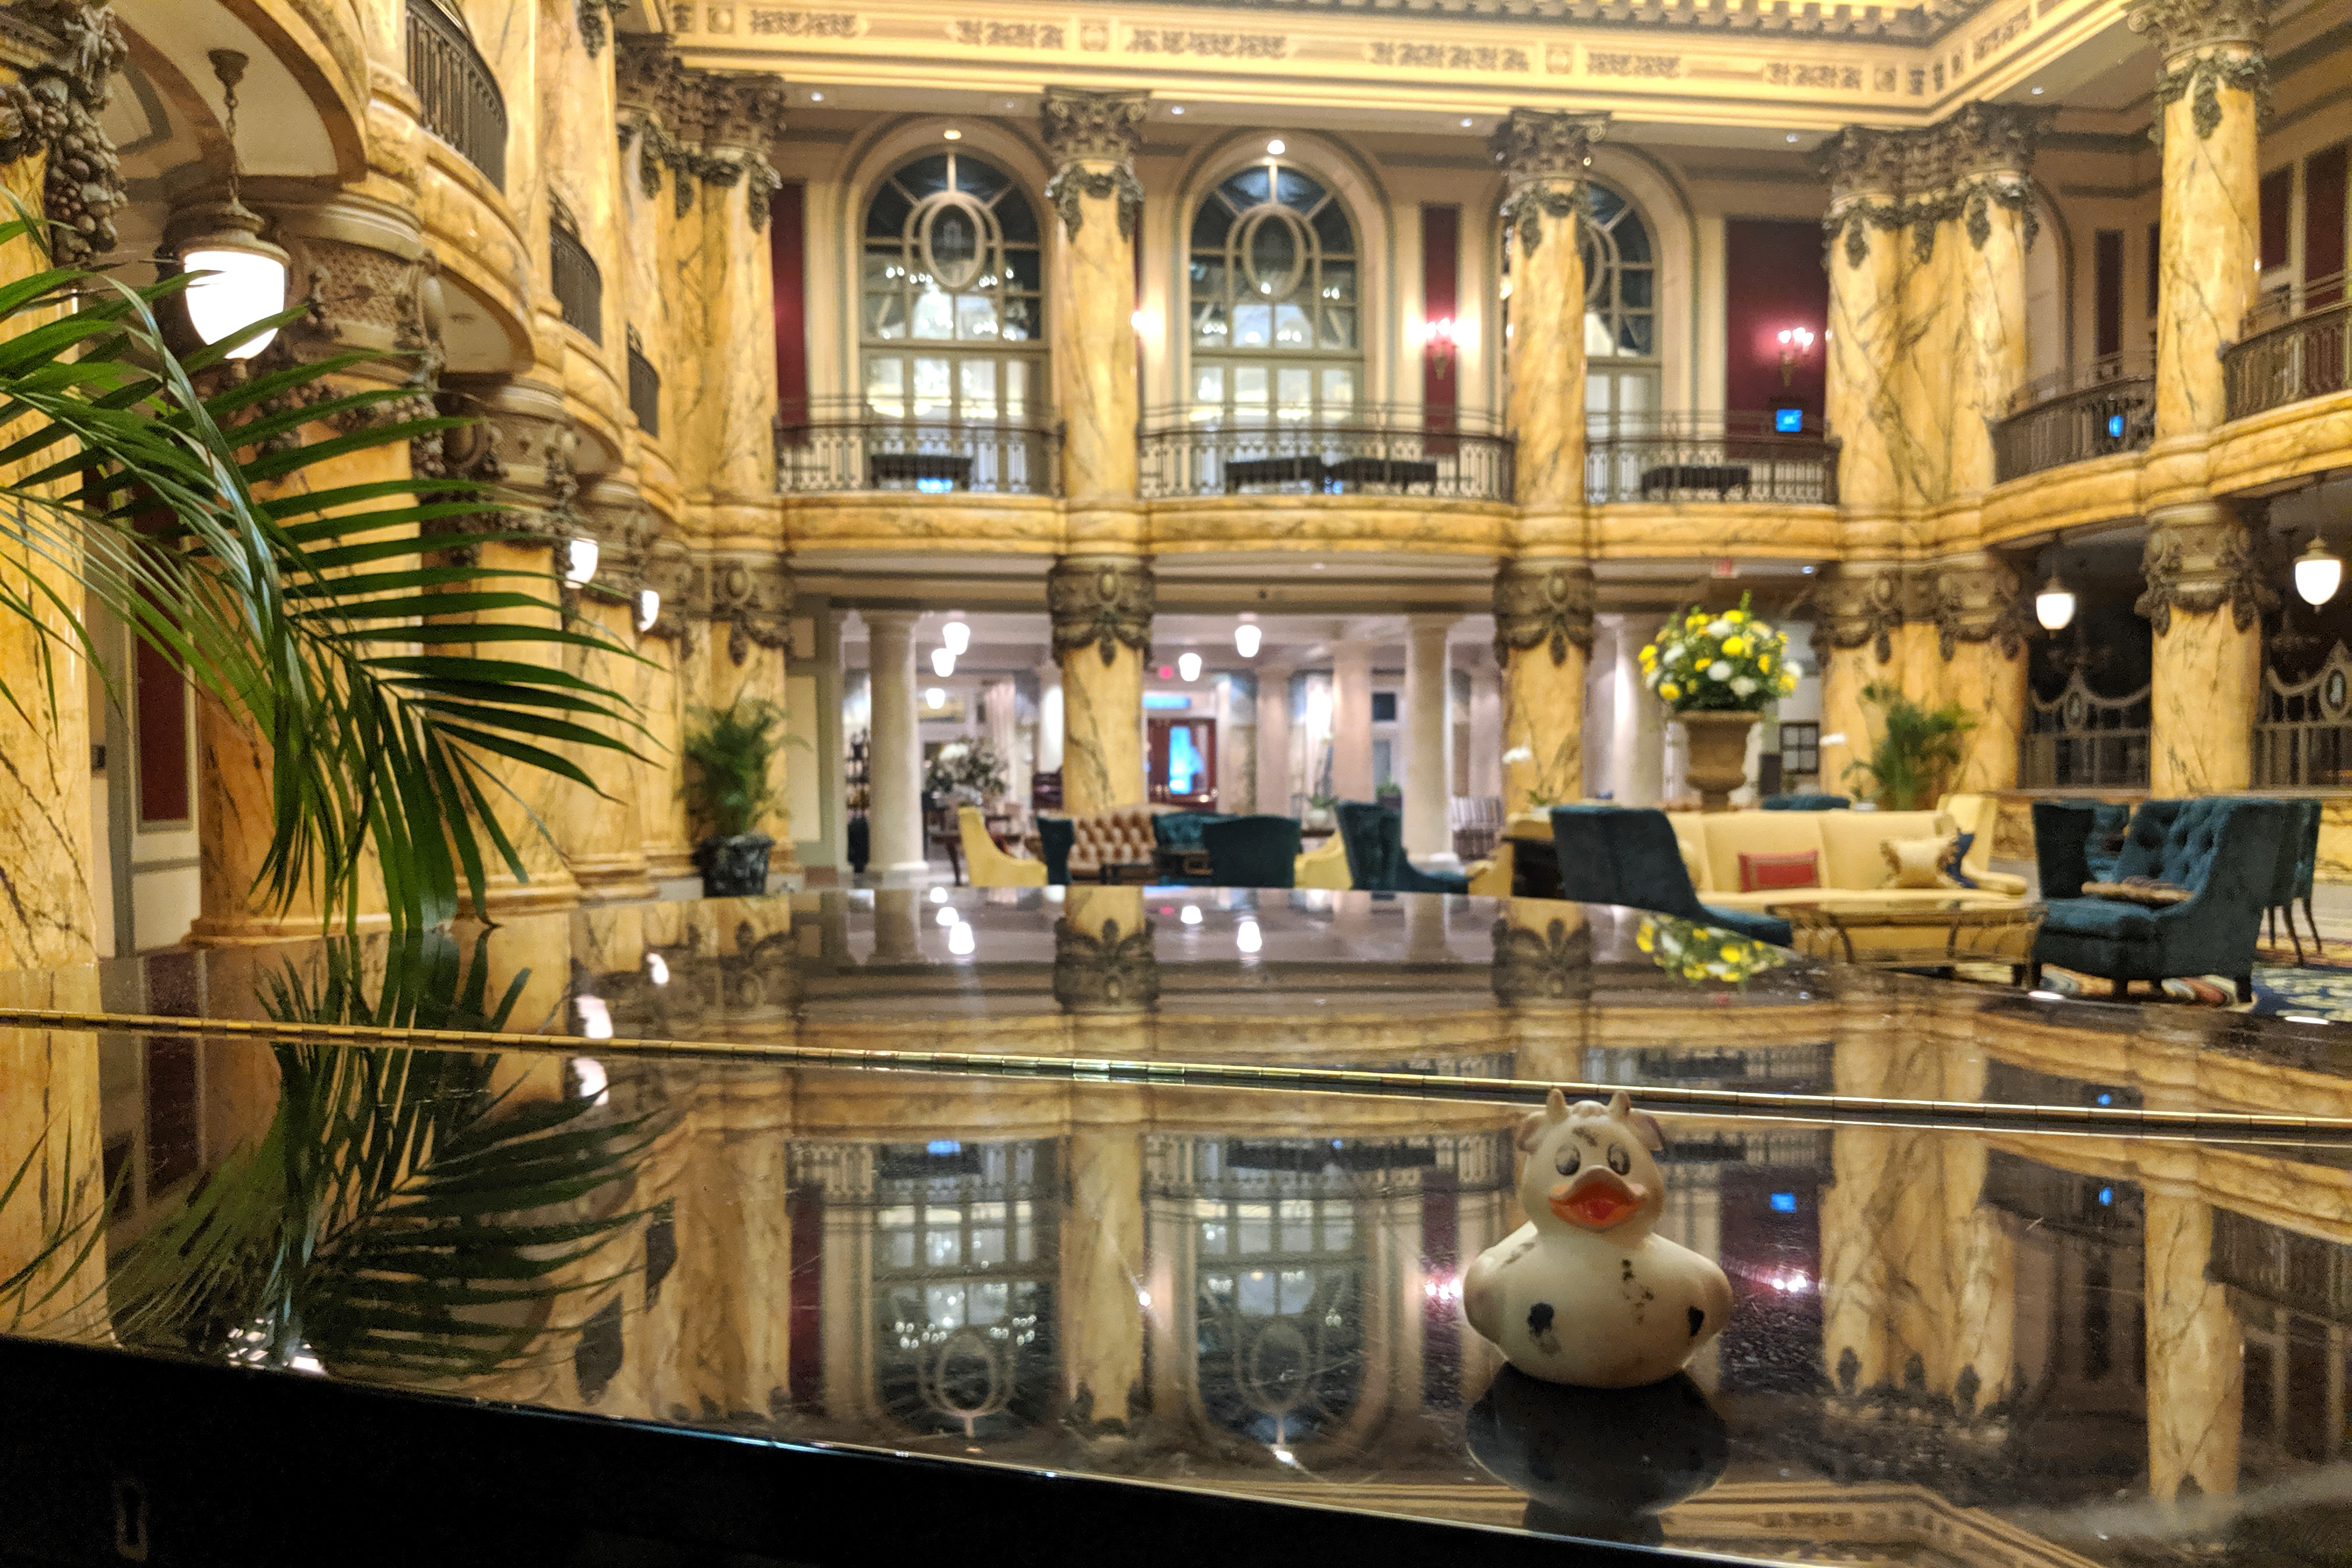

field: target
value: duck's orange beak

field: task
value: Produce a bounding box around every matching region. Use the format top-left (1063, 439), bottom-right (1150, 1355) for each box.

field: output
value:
top-left (1548, 1168), bottom-right (1646, 1230)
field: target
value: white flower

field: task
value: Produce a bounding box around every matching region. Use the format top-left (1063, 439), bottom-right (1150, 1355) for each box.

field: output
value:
top-left (1706, 619), bottom-right (1734, 638)
top-left (1752, 622), bottom-right (1774, 639)
top-left (1502, 745), bottom-right (1534, 765)
top-left (1731, 676), bottom-right (1759, 696)
top-left (1708, 660), bottom-right (1734, 681)
top-left (1664, 645), bottom-right (1685, 665)
top-left (1787, 661), bottom-right (1805, 678)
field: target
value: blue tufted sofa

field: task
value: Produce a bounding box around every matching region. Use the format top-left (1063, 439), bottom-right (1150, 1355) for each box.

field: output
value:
top-left (2029, 797), bottom-right (2294, 1000)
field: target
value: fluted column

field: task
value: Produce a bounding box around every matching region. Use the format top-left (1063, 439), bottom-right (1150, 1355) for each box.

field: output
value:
top-left (863, 610), bottom-right (925, 878)
top-left (1818, 131), bottom-right (1905, 550)
top-left (1930, 555), bottom-right (2029, 792)
top-left (1404, 617), bottom-right (1455, 864)
top-left (1049, 559), bottom-right (1150, 813)
top-left (1493, 560), bottom-right (1594, 815)
top-left (1945, 108), bottom-right (2045, 498)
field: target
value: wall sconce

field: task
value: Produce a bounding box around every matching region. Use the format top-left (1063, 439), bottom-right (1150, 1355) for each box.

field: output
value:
top-left (636, 589), bottom-right (660, 633)
top-left (2295, 535), bottom-right (2343, 607)
top-left (1419, 316), bottom-right (1459, 380)
top-left (564, 537), bottom-right (600, 586)
top-left (930, 647), bottom-right (956, 677)
top-left (176, 51), bottom-right (289, 360)
top-left (1776, 327), bottom-right (1816, 387)
top-left (1177, 651), bottom-right (1203, 682)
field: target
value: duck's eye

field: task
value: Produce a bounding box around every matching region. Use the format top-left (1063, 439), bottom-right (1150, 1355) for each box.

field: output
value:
top-left (1607, 1143), bottom-right (1631, 1176)
top-left (1555, 1145), bottom-right (1580, 1177)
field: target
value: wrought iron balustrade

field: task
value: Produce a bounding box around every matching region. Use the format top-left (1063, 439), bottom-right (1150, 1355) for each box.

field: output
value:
top-left (2225, 274), bottom-right (2348, 422)
top-left (1993, 354), bottom-right (2155, 482)
top-left (1136, 407), bottom-right (1513, 501)
top-left (405, 1), bottom-right (507, 190)
top-left (1584, 414), bottom-right (1837, 505)
top-left (2018, 668), bottom-right (2150, 789)
top-left (775, 400), bottom-right (1062, 495)
top-left (626, 333), bottom-right (660, 438)
top-left (2253, 639), bottom-right (2352, 788)
top-left (549, 220), bottom-right (603, 344)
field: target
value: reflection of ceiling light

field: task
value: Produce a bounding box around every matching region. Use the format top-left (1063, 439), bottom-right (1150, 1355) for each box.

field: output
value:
top-left (926, 687), bottom-right (946, 709)
top-left (942, 618), bottom-right (971, 654)
top-left (1237, 919), bottom-right (1262, 954)
top-left (810, 91), bottom-right (824, 101)
top-left (947, 922), bottom-right (975, 957)
top-left (1178, 651), bottom-right (1203, 681)
top-left (568, 1056), bottom-right (609, 1105)
top-left (1267, 138), bottom-right (1286, 155)
top-left (936, 905), bottom-right (958, 927)
top-left (2295, 536), bottom-right (2343, 607)
top-left (2034, 573), bottom-right (2077, 632)
top-left (565, 537), bottom-right (600, 585)
top-left (1181, 904), bottom-right (1202, 925)
top-left (1460, 117), bottom-right (1473, 127)
top-left (1784, 133), bottom-right (1800, 143)
top-left (943, 128), bottom-right (963, 141)
top-left (636, 589), bottom-right (660, 633)
top-left (2029, 86), bottom-right (2043, 94)
top-left (1234, 622), bottom-right (1262, 658)
top-left (930, 886), bottom-right (947, 904)
top-left (573, 997), bottom-right (614, 1041)
top-left (931, 647), bottom-right (956, 677)
top-left (646, 952), bottom-right (669, 986)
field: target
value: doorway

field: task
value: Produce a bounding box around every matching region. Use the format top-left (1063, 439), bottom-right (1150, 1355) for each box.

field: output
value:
top-left (1149, 716), bottom-right (1217, 807)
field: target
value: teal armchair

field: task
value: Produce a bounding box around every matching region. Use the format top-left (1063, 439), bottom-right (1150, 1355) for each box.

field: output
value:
top-left (1335, 802), bottom-right (1469, 894)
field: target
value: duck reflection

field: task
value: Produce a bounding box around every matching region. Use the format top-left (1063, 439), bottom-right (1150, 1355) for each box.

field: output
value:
top-left (1466, 1366), bottom-right (1728, 1546)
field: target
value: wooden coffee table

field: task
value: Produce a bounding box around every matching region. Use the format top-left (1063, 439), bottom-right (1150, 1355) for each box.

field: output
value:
top-left (1768, 900), bottom-right (2047, 983)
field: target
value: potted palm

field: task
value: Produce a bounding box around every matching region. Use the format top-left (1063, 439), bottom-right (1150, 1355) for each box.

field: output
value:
top-left (1843, 682), bottom-right (1976, 809)
top-left (682, 697), bottom-right (785, 896)
top-left (1640, 594), bottom-right (1800, 811)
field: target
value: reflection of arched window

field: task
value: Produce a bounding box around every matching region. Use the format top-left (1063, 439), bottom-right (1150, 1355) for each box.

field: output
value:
top-left (1500, 181), bottom-right (1659, 428)
top-left (872, 1139), bottom-right (1057, 1440)
top-left (1188, 160), bottom-right (1360, 422)
top-left (862, 152), bottom-right (1043, 421)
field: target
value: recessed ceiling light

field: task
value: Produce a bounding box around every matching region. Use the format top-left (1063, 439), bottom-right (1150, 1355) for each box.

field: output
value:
top-left (1170, 104), bottom-right (1185, 114)
top-left (2030, 86), bottom-right (2045, 94)
top-left (809, 91), bottom-right (824, 102)
top-left (1267, 138), bottom-right (1286, 155)
top-left (1460, 117), bottom-right (1474, 127)
top-left (943, 128), bottom-right (963, 141)
top-left (1310, 561), bottom-right (1324, 570)
top-left (1785, 132), bottom-right (1800, 142)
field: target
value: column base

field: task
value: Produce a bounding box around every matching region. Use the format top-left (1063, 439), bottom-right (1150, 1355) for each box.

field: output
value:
top-left (570, 853), bottom-right (658, 906)
top-left (183, 908), bottom-right (393, 948)
top-left (459, 869), bottom-right (583, 918)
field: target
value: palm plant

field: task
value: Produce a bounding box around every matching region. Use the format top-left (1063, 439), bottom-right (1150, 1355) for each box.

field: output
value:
top-left (681, 696), bottom-right (783, 842)
top-left (0, 216), bottom-right (638, 944)
top-left (1842, 681), bottom-right (1977, 810)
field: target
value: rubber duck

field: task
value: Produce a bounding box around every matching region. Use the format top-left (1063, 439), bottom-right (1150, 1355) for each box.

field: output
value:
top-left (1464, 1089), bottom-right (1732, 1388)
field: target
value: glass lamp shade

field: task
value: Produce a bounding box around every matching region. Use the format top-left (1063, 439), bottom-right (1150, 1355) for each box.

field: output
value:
top-left (2034, 576), bottom-right (2077, 632)
top-left (1177, 652), bottom-right (1203, 682)
top-left (565, 537), bottom-right (600, 586)
top-left (2295, 538), bottom-right (2343, 607)
top-left (636, 589), bottom-right (660, 632)
top-left (942, 619), bottom-right (971, 656)
top-left (925, 687), bottom-right (946, 709)
top-left (930, 647), bottom-right (956, 677)
top-left (1234, 623), bottom-right (1262, 658)
top-left (181, 237), bottom-right (289, 359)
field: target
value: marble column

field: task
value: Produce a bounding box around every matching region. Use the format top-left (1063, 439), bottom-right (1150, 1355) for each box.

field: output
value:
top-left (1062, 1116), bottom-right (1147, 1433)
top-left (1255, 664), bottom-right (1294, 817)
top-left (1930, 555), bottom-right (2029, 792)
top-left (1049, 558), bottom-right (1150, 813)
top-left (639, 541), bottom-right (697, 882)
top-left (2140, 508), bottom-right (2269, 794)
top-left (1493, 559), bottom-right (1595, 815)
top-left (1813, 566), bottom-right (1915, 800)
top-left (1331, 638), bottom-right (1375, 803)
top-left (863, 611), bottom-right (925, 878)
top-left (2143, 1189), bottom-right (2243, 1504)
top-left (1492, 108), bottom-right (1604, 532)
top-left (1944, 107), bottom-right (2045, 499)
top-left (564, 479), bottom-right (658, 904)
top-left (1817, 128), bottom-right (1906, 552)
top-left (1041, 87), bottom-right (1146, 509)
top-left (1036, 661), bottom-right (1065, 774)
top-left (2131, 0), bottom-right (2266, 446)
top-left (1403, 617), bottom-right (1456, 864)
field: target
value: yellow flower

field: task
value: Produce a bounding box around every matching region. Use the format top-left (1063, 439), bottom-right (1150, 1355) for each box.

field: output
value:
top-left (1758, 653), bottom-right (1773, 671)
top-left (1726, 610), bottom-right (1746, 624)
top-left (1723, 636), bottom-right (1746, 656)
top-left (1658, 682), bottom-right (1681, 702)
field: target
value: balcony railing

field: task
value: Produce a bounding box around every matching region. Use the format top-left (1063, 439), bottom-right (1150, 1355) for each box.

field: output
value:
top-left (775, 400), bottom-right (1062, 496)
top-left (405, 0), bottom-right (507, 191)
top-left (1136, 407), bottom-right (1513, 501)
top-left (549, 220), bottom-right (603, 344)
top-left (2018, 668), bottom-right (2150, 790)
top-left (2253, 639), bottom-right (2352, 788)
top-left (2225, 273), bottom-right (2349, 423)
top-left (1993, 354), bottom-right (2155, 483)
top-left (627, 332), bottom-right (660, 438)
top-left (1584, 414), bottom-right (1836, 505)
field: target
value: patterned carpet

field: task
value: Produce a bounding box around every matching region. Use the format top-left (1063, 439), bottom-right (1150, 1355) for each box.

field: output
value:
top-left (2025, 938), bottom-right (2352, 1021)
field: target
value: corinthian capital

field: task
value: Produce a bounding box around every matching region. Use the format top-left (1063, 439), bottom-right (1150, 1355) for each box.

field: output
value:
top-left (1815, 127), bottom-right (1908, 202)
top-left (2126, 0), bottom-right (2270, 62)
top-left (697, 75), bottom-right (790, 153)
top-left (1489, 108), bottom-right (1608, 184)
top-left (1942, 102), bottom-right (2053, 178)
top-left (1040, 86), bottom-right (1147, 167)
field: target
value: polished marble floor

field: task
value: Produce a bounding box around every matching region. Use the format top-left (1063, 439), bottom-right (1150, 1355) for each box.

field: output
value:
top-left (3, 891), bottom-right (2350, 1564)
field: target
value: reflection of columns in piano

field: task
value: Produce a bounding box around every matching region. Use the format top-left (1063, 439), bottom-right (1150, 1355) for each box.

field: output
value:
top-left (1063, 1097), bottom-right (1147, 1432)
top-left (1451, 1181), bottom-right (1511, 1399)
top-left (870, 887), bottom-right (921, 963)
top-left (663, 1070), bottom-right (794, 1420)
top-left (1656, 1164), bottom-right (1726, 1394)
top-left (820, 1158), bottom-right (876, 1424)
top-left (0, 979), bottom-right (107, 1338)
top-left (2144, 1189), bottom-right (2242, 1504)
top-left (1819, 1021), bottom-right (1902, 1394)
top-left (1142, 1154), bottom-right (1195, 1423)
top-left (1405, 894), bottom-right (1452, 963)
top-left (1933, 1041), bottom-right (2013, 1409)
top-left (1255, 666), bottom-right (1295, 816)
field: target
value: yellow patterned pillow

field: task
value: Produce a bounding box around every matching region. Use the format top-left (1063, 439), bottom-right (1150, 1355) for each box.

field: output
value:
top-left (1880, 834), bottom-right (1961, 890)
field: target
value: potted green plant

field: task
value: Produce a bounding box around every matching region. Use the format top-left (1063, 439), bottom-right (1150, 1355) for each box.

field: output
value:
top-left (1640, 594), bottom-right (1801, 811)
top-left (1305, 792), bottom-right (1339, 831)
top-left (682, 697), bottom-right (785, 896)
top-left (1842, 682), bottom-right (1976, 809)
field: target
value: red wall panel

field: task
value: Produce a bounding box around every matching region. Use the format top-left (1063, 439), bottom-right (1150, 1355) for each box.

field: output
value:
top-left (1723, 219), bottom-right (1829, 430)
top-left (770, 182), bottom-right (808, 422)
top-left (1420, 204), bottom-right (1460, 422)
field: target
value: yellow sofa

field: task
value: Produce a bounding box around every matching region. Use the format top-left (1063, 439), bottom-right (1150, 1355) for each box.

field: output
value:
top-left (1667, 794), bottom-right (2027, 912)
top-left (960, 806), bottom-right (1046, 887)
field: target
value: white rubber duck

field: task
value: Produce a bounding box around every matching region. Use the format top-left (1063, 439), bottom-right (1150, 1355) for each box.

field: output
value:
top-left (1464, 1088), bottom-right (1732, 1389)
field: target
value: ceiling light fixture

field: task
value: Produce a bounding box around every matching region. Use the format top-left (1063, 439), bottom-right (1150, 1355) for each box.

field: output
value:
top-left (1267, 138), bottom-right (1286, 155)
top-left (943, 128), bottom-right (963, 141)
top-left (1460, 117), bottom-right (1474, 127)
top-left (2295, 535), bottom-right (2343, 607)
top-left (1170, 104), bottom-right (1185, 114)
top-left (942, 617), bottom-right (971, 655)
top-left (926, 687), bottom-right (946, 710)
top-left (177, 50), bottom-right (290, 360)
top-left (1234, 621), bottom-right (1262, 658)
top-left (2034, 571), bottom-right (2077, 632)
top-left (1177, 651), bottom-right (1203, 682)
top-left (930, 647), bottom-right (956, 677)
top-left (1785, 132), bottom-right (1800, 143)
top-left (810, 91), bottom-right (824, 102)
top-left (2029, 86), bottom-right (2044, 95)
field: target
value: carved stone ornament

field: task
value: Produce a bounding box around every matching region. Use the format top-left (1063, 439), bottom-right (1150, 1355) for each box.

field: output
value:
top-left (1816, 568), bottom-right (1908, 664)
top-left (1929, 558), bottom-right (2027, 660)
top-left (638, 540), bottom-right (696, 642)
top-left (575, 0), bottom-right (629, 55)
top-left (695, 548), bottom-right (794, 666)
top-left (1048, 556), bottom-right (1155, 667)
top-left (430, 378), bottom-right (582, 555)
top-left (1814, 127), bottom-right (1908, 204)
top-left (2125, 0), bottom-right (2270, 65)
top-left (1817, 104), bottom-right (2046, 265)
top-left (0, 1), bottom-right (126, 267)
top-left (1044, 164), bottom-right (1144, 242)
top-left (1052, 914), bottom-right (1158, 1014)
top-left (1489, 915), bottom-right (1593, 1009)
top-left (578, 483), bottom-right (662, 601)
top-left (1499, 184), bottom-right (1583, 258)
top-left (2150, 50), bottom-right (2269, 144)
top-left (1492, 559), bottom-right (1595, 668)
top-left (1488, 107), bottom-right (1608, 183)
top-left (2135, 516), bottom-right (2276, 636)
top-left (1038, 86), bottom-right (1149, 167)
top-left (613, 35), bottom-right (785, 209)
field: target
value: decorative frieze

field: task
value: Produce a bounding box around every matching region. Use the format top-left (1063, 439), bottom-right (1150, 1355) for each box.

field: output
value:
top-left (1491, 559), bottom-right (1595, 669)
top-left (1815, 567), bottom-right (1912, 664)
top-left (1039, 85), bottom-right (1147, 166)
top-left (0, 0), bottom-right (125, 267)
top-left (1488, 107), bottom-right (1608, 185)
top-left (578, 480), bottom-right (663, 601)
top-left (639, 540), bottom-right (696, 641)
top-left (1370, 41), bottom-right (1531, 72)
top-left (1125, 28), bottom-right (1286, 58)
top-left (2136, 515), bottom-right (2274, 636)
top-left (1048, 556), bottom-right (1154, 668)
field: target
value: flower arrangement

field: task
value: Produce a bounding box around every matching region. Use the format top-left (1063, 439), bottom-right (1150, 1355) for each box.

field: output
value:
top-left (1639, 593), bottom-right (1800, 713)
top-left (925, 738), bottom-right (1009, 802)
top-left (1636, 915), bottom-right (1789, 986)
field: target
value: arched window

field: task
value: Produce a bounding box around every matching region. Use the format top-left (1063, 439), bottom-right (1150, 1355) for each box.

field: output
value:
top-left (862, 152), bottom-right (1042, 421)
top-left (1500, 181), bottom-right (1660, 427)
top-left (1188, 160), bottom-right (1360, 422)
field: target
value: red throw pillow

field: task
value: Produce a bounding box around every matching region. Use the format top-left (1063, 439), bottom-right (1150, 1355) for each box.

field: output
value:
top-left (1738, 850), bottom-right (1820, 894)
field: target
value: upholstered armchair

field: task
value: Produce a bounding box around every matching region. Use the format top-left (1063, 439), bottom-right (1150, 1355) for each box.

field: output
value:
top-left (959, 807), bottom-right (1045, 887)
top-left (1293, 832), bottom-right (1350, 890)
top-left (1547, 805), bottom-right (1793, 948)
top-left (1200, 815), bottom-right (1301, 888)
top-left (1335, 802), bottom-right (1469, 894)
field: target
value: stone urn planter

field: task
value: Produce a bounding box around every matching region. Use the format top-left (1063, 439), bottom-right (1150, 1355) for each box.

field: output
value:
top-left (1678, 712), bottom-right (1760, 813)
top-left (694, 831), bottom-right (774, 898)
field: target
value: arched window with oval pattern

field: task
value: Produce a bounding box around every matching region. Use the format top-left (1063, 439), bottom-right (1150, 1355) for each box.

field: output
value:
top-left (1187, 160), bottom-right (1361, 422)
top-left (862, 151), bottom-right (1044, 422)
